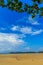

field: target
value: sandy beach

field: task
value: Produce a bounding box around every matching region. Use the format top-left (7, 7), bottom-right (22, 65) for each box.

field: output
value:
top-left (0, 54), bottom-right (43, 65)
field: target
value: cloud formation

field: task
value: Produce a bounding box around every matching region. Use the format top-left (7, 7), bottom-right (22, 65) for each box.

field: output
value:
top-left (11, 26), bottom-right (19, 31)
top-left (0, 16), bottom-right (43, 53)
top-left (0, 33), bottom-right (25, 45)
top-left (11, 26), bottom-right (43, 35)
top-left (32, 29), bottom-right (43, 35)
top-left (0, 33), bottom-right (25, 53)
top-left (28, 16), bottom-right (40, 25)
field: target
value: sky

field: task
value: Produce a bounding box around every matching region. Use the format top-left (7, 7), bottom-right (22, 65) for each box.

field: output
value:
top-left (0, 0), bottom-right (43, 53)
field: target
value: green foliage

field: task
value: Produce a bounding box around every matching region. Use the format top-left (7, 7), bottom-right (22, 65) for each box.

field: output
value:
top-left (0, 0), bottom-right (43, 18)
top-left (40, 7), bottom-right (43, 16)
top-left (32, 0), bottom-right (43, 3)
top-left (14, 0), bottom-right (19, 3)
top-left (24, 4), bottom-right (29, 12)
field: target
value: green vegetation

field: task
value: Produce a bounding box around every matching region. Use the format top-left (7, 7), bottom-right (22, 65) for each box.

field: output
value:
top-left (9, 51), bottom-right (43, 54)
top-left (0, 0), bottom-right (43, 18)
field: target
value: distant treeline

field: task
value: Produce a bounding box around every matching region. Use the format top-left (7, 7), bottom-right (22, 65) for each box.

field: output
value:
top-left (10, 51), bottom-right (43, 54)
top-left (0, 51), bottom-right (43, 54)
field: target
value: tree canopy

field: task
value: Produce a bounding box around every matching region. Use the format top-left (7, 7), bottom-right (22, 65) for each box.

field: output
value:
top-left (0, 0), bottom-right (43, 18)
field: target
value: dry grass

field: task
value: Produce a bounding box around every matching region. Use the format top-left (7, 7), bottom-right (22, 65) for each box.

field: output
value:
top-left (0, 54), bottom-right (43, 65)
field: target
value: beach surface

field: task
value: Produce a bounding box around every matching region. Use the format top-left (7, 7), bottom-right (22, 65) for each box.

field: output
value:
top-left (0, 54), bottom-right (43, 65)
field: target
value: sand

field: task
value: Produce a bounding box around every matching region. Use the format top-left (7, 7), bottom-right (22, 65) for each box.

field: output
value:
top-left (0, 54), bottom-right (43, 65)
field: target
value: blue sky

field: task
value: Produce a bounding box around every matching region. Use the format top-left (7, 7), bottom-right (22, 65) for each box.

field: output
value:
top-left (0, 0), bottom-right (43, 53)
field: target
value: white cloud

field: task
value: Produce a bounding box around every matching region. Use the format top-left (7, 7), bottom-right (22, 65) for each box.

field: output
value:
top-left (0, 33), bottom-right (25, 45)
top-left (28, 16), bottom-right (40, 25)
top-left (0, 33), bottom-right (26, 53)
top-left (11, 26), bottom-right (20, 31)
top-left (20, 27), bottom-right (32, 34)
top-left (11, 26), bottom-right (33, 35)
top-left (32, 30), bottom-right (43, 35)
top-left (20, 27), bottom-right (43, 35)
top-left (11, 26), bottom-right (43, 35)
